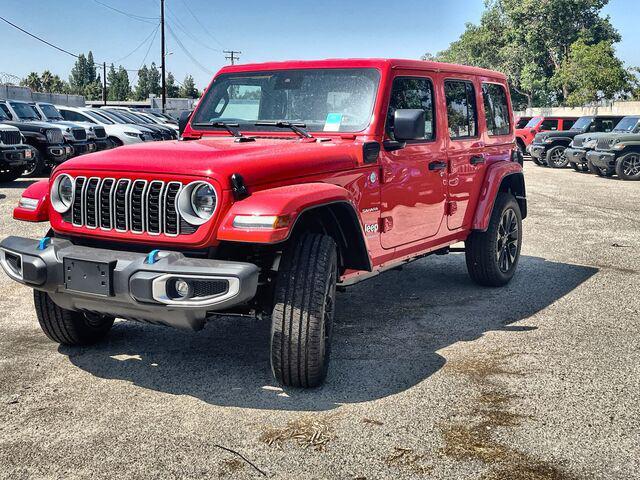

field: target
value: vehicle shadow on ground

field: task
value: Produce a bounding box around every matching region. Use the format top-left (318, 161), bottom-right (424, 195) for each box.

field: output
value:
top-left (0, 179), bottom-right (37, 189)
top-left (61, 254), bottom-right (597, 411)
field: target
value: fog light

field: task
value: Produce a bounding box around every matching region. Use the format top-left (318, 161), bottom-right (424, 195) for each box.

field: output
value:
top-left (173, 278), bottom-right (191, 299)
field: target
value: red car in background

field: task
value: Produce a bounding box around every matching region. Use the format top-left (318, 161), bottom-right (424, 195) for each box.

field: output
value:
top-left (516, 116), bottom-right (578, 155)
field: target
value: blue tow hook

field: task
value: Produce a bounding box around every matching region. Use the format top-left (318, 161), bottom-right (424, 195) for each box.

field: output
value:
top-left (37, 237), bottom-right (51, 251)
top-left (146, 249), bottom-right (161, 264)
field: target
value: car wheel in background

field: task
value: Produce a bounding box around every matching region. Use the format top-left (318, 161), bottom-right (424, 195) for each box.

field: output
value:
top-left (546, 146), bottom-right (569, 168)
top-left (570, 162), bottom-right (589, 172)
top-left (615, 152), bottom-right (640, 181)
top-left (23, 147), bottom-right (45, 177)
top-left (108, 136), bottom-right (123, 148)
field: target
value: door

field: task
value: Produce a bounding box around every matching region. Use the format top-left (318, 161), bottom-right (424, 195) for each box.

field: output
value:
top-left (444, 77), bottom-right (486, 230)
top-left (380, 73), bottom-right (447, 249)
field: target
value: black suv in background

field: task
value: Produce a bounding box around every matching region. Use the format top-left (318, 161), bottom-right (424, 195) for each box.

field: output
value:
top-left (0, 122), bottom-right (32, 183)
top-left (529, 115), bottom-right (624, 168)
top-left (0, 100), bottom-right (70, 176)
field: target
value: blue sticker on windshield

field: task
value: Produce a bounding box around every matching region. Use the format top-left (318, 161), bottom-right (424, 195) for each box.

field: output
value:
top-left (324, 113), bottom-right (343, 132)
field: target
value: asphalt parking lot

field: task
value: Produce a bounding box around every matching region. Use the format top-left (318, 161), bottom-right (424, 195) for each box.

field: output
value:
top-left (0, 162), bottom-right (638, 480)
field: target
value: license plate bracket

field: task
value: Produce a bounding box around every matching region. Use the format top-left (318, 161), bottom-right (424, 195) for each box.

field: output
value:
top-left (63, 258), bottom-right (115, 297)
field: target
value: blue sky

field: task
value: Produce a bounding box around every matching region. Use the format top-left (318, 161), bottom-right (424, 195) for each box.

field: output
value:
top-left (0, 0), bottom-right (638, 89)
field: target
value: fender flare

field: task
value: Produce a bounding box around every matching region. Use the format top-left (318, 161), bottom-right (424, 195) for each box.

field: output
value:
top-left (217, 182), bottom-right (372, 270)
top-left (13, 179), bottom-right (50, 222)
top-left (472, 162), bottom-right (526, 231)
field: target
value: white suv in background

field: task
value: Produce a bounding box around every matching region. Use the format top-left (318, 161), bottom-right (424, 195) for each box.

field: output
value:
top-left (56, 106), bottom-right (155, 146)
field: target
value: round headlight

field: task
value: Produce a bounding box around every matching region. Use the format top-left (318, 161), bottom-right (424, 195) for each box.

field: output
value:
top-left (192, 184), bottom-right (216, 220)
top-left (51, 174), bottom-right (74, 213)
top-left (177, 181), bottom-right (218, 226)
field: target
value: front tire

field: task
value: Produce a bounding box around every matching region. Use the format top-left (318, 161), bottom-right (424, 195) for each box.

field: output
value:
top-left (615, 152), bottom-right (640, 181)
top-left (34, 290), bottom-right (114, 345)
top-left (270, 234), bottom-right (338, 388)
top-left (546, 146), bottom-right (568, 168)
top-left (570, 161), bottom-right (589, 173)
top-left (465, 193), bottom-right (522, 287)
top-left (23, 147), bottom-right (45, 177)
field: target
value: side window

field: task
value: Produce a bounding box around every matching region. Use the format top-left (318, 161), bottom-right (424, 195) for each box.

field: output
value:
top-left (562, 119), bottom-right (575, 130)
top-left (444, 80), bottom-right (477, 138)
top-left (482, 83), bottom-right (511, 136)
top-left (0, 104), bottom-right (13, 119)
top-left (540, 119), bottom-right (559, 131)
top-left (596, 119), bottom-right (614, 132)
top-left (386, 77), bottom-right (435, 141)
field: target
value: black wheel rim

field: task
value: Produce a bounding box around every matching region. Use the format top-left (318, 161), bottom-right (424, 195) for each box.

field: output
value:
top-left (550, 148), bottom-right (566, 167)
top-left (622, 154), bottom-right (640, 177)
top-left (23, 159), bottom-right (37, 176)
top-left (496, 208), bottom-right (519, 273)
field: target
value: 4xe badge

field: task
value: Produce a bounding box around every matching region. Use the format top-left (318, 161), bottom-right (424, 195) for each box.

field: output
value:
top-left (364, 222), bottom-right (379, 235)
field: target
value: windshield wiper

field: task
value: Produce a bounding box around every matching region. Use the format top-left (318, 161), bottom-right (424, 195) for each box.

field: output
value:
top-left (254, 121), bottom-right (313, 138)
top-left (192, 121), bottom-right (256, 142)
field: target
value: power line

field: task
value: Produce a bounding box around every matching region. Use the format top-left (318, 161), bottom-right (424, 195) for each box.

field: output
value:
top-left (166, 23), bottom-right (214, 75)
top-left (138, 25), bottom-right (160, 70)
top-left (180, 0), bottom-right (225, 49)
top-left (91, 0), bottom-right (158, 23)
top-left (0, 15), bottom-right (78, 58)
top-left (115, 24), bottom-right (160, 63)
top-left (164, 7), bottom-right (221, 52)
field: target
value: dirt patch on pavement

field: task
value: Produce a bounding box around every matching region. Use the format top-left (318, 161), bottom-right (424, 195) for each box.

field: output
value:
top-left (260, 414), bottom-right (338, 451)
top-left (441, 353), bottom-right (577, 480)
top-left (384, 446), bottom-right (433, 476)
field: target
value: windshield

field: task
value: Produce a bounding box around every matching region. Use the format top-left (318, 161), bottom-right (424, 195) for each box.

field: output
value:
top-left (570, 116), bottom-right (593, 131)
top-left (0, 108), bottom-right (8, 121)
top-left (40, 104), bottom-right (63, 120)
top-left (98, 110), bottom-right (129, 124)
top-left (524, 116), bottom-right (542, 128)
top-left (515, 117), bottom-right (531, 129)
top-left (613, 116), bottom-right (640, 133)
top-left (85, 110), bottom-right (114, 125)
top-left (10, 102), bottom-right (41, 120)
top-left (192, 68), bottom-right (380, 133)
top-left (109, 110), bottom-right (142, 124)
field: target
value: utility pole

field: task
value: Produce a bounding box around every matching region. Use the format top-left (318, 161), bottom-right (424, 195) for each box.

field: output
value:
top-left (160, 0), bottom-right (166, 113)
top-left (102, 62), bottom-right (107, 106)
top-left (224, 50), bottom-right (241, 65)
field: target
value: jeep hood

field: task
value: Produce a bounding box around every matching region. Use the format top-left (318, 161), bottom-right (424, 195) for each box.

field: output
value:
top-left (58, 137), bottom-right (363, 188)
top-left (536, 130), bottom-right (581, 142)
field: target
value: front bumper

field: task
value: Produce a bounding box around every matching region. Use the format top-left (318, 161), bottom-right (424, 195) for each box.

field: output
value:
top-left (95, 139), bottom-right (111, 151)
top-left (0, 145), bottom-right (31, 168)
top-left (529, 144), bottom-right (547, 160)
top-left (565, 148), bottom-right (587, 164)
top-left (46, 144), bottom-right (71, 163)
top-left (586, 150), bottom-right (616, 169)
top-left (69, 140), bottom-right (97, 156)
top-left (0, 236), bottom-right (260, 331)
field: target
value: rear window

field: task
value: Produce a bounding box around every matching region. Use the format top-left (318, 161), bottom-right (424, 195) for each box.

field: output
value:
top-left (482, 83), bottom-right (511, 136)
top-left (445, 80), bottom-right (478, 138)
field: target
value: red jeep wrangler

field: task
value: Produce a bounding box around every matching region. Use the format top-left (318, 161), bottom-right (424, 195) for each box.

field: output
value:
top-left (516, 116), bottom-right (577, 157)
top-left (0, 59), bottom-right (526, 388)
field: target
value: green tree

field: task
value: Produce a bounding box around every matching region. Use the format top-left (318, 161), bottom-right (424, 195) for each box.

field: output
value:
top-left (134, 65), bottom-right (150, 100)
top-left (148, 63), bottom-right (161, 96)
top-left (40, 71), bottom-right (67, 94)
top-left (21, 72), bottom-right (42, 92)
top-left (554, 39), bottom-right (632, 106)
top-left (179, 75), bottom-right (200, 99)
top-left (166, 72), bottom-right (179, 97)
top-left (69, 51), bottom-right (101, 97)
top-left (431, 0), bottom-right (628, 108)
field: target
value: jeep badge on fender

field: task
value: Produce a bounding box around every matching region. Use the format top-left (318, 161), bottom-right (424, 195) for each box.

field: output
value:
top-left (0, 59), bottom-right (526, 388)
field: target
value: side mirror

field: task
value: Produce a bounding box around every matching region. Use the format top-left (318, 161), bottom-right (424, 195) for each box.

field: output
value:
top-left (393, 109), bottom-right (425, 141)
top-left (178, 110), bottom-right (193, 138)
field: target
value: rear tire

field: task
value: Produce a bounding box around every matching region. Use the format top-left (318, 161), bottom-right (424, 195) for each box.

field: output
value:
top-left (615, 152), bottom-right (640, 181)
top-left (465, 193), bottom-right (522, 287)
top-left (33, 290), bottom-right (114, 345)
top-left (546, 146), bottom-right (568, 168)
top-left (270, 234), bottom-right (338, 388)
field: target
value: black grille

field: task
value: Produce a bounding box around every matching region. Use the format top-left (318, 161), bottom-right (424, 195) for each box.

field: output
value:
top-left (192, 279), bottom-right (228, 298)
top-left (46, 129), bottom-right (63, 144)
top-left (63, 177), bottom-right (197, 237)
top-left (85, 178), bottom-right (100, 228)
top-left (93, 127), bottom-right (107, 139)
top-left (0, 130), bottom-right (21, 145)
top-left (164, 183), bottom-right (181, 235)
top-left (72, 177), bottom-right (85, 225)
top-left (72, 128), bottom-right (87, 141)
top-left (597, 137), bottom-right (612, 150)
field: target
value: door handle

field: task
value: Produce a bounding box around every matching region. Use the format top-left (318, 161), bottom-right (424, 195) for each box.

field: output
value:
top-left (470, 156), bottom-right (485, 165)
top-left (429, 160), bottom-right (447, 171)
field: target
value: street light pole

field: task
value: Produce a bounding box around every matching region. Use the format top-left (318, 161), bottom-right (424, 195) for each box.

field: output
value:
top-left (160, 0), bottom-right (166, 113)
